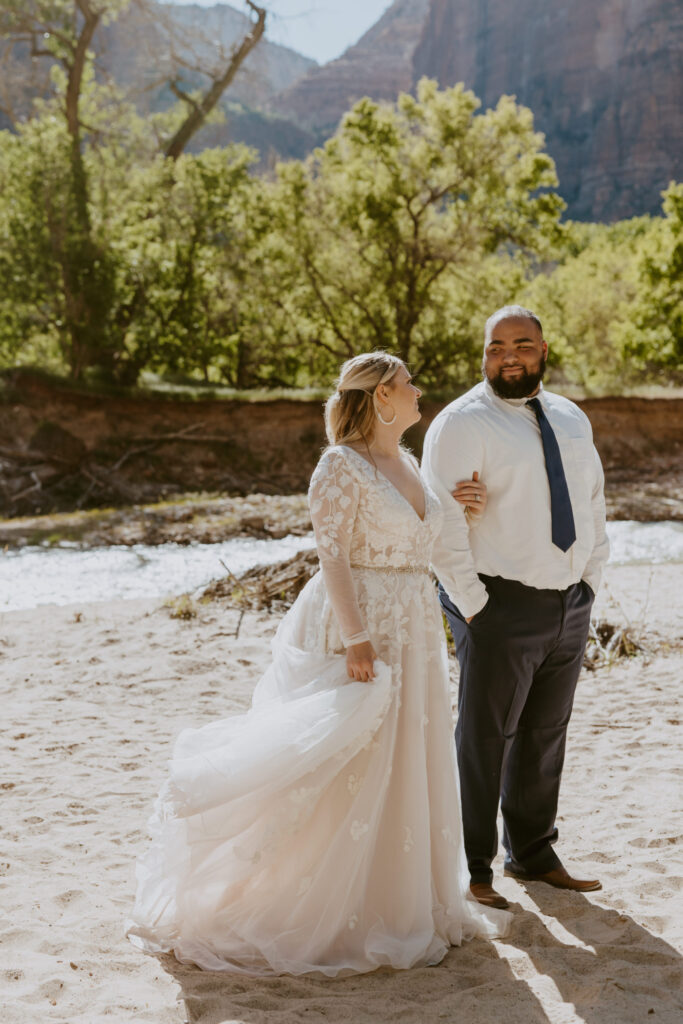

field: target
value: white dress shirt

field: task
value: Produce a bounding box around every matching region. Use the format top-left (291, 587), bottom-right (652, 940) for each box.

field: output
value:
top-left (422, 381), bottom-right (610, 619)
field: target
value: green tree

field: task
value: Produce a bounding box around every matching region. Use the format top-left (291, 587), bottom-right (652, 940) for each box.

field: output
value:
top-left (101, 144), bottom-right (259, 385)
top-left (618, 182), bottom-right (683, 383)
top-left (519, 217), bottom-right (653, 391)
top-left (519, 183), bottom-right (682, 392)
top-left (0, 1), bottom-right (129, 377)
top-left (262, 78), bottom-right (563, 388)
top-left (0, 96), bottom-right (263, 383)
top-left (0, 0), bottom-right (267, 382)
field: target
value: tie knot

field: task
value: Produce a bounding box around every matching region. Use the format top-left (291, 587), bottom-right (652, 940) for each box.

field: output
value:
top-left (526, 397), bottom-right (541, 412)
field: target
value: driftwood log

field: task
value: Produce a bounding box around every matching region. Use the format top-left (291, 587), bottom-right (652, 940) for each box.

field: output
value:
top-left (202, 547), bottom-right (320, 610)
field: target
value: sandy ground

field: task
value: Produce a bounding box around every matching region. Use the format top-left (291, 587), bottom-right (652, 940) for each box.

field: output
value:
top-left (0, 563), bottom-right (681, 1024)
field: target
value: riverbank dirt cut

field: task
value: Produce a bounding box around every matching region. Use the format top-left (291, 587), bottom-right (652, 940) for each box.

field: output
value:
top-left (1, 370), bottom-right (681, 524)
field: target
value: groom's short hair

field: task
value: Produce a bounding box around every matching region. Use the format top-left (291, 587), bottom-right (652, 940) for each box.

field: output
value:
top-left (484, 305), bottom-right (543, 346)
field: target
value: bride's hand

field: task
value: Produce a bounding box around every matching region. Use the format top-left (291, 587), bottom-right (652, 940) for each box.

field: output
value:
top-left (346, 641), bottom-right (377, 682)
top-left (452, 471), bottom-right (487, 518)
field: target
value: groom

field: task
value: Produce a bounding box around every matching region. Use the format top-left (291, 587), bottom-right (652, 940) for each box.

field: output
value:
top-left (422, 305), bottom-right (610, 910)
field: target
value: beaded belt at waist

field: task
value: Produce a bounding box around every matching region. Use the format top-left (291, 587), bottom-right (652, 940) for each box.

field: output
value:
top-left (350, 563), bottom-right (431, 576)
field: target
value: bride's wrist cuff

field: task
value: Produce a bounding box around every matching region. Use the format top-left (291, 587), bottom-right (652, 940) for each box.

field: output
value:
top-left (343, 630), bottom-right (370, 648)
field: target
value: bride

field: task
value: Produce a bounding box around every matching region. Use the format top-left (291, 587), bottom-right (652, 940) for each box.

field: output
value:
top-left (127, 351), bottom-right (510, 976)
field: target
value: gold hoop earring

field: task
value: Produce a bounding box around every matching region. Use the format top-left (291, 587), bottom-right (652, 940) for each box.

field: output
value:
top-left (376, 404), bottom-right (397, 426)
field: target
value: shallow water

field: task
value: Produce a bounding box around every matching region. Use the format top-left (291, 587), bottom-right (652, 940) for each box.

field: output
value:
top-left (0, 521), bottom-right (680, 613)
top-left (606, 520), bottom-right (683, 567)
top-left (0, 534), bottom-right (316, 613)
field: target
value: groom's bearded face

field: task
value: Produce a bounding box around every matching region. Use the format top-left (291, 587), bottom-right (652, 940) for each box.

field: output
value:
top-left (486, 353), bottom-right (547, 398)
top-left (482, 317), bottom-right (548, 399)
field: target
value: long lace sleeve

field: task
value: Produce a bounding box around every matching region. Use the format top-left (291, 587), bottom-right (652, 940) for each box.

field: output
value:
top-left (308, 450), bottom-right (369, 648)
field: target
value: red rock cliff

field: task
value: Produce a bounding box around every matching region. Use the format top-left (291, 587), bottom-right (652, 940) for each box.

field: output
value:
top-left (269, 0), bottom-right (430, 137)
top-left (412, 0), bottom-right (683, 220)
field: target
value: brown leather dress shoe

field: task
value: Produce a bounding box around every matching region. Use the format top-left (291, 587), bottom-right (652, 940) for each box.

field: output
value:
top-left (504, 865), bottom-right (602, 891)
top-left (469, 882), bottom-right (510, 909)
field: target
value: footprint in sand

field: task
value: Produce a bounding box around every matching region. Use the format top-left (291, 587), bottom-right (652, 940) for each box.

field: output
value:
top-left (629, 835), bottom-right (680, 848)
top-left (636, 878), bottom-right (681, 896)
top-left (54, 889), bottom-right (84, 907)
top-left (1, 968), bottom-right (24, 982)
top-left (640, 860), bottom-right (669, 875)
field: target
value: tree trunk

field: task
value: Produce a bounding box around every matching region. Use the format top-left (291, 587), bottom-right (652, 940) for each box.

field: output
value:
top-left (58, 1), bottom-right (115, 379)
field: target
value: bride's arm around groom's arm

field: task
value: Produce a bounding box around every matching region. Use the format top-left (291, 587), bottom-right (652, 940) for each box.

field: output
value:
top-left (422, 414), bottom-right (489, 620)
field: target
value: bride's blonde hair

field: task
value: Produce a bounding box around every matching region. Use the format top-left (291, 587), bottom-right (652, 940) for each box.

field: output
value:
top-left (324, 351), bottom-right (406, 447)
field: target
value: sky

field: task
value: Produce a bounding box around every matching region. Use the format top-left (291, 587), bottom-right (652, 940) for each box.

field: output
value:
top-left (165, 1), bottom-right (393, 64)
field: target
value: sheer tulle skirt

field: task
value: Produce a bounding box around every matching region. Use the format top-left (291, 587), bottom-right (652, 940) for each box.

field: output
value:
top-left (126, 571), bottom-right (509, 975)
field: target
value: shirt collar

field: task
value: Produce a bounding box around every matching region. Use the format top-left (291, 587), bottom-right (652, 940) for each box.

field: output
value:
top-left (483, 379), bottom-right (547, 409)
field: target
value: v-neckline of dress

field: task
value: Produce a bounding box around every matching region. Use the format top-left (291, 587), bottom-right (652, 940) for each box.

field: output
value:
top-left (339, 445), bottom-right (428, 524)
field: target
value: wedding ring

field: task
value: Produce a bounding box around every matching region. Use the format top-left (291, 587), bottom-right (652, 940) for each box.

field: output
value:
top-left (474, 494), bottom-right (481, 502)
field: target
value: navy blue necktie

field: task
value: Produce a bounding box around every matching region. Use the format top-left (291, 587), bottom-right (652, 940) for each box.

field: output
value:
top-left (526, 397), bottom-right (576, 552)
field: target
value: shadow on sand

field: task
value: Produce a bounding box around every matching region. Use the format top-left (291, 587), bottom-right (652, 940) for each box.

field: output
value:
top-left (508, 882), bottom-right (683, 1024)
top-left (155, 888), bottom-right (682, 1024)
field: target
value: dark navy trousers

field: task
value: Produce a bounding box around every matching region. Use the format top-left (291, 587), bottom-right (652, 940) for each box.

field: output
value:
top-left (440, 574), bottom-right (594, 885)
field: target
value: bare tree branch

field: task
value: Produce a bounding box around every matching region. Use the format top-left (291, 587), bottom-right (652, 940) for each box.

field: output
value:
top-left (164, 1), bottom-right (266, 160)
top-left (168, 77), bottom-right (199, 112)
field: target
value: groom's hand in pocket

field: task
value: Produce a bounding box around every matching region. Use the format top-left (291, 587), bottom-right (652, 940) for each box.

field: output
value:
top-left (466, 595), bottom-right (490, 624)
top-left (347, 641), bottom-right (377, 682)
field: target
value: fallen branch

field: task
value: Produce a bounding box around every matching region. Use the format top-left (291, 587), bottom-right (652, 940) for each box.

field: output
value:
top-left (81, 464), bottom-right (139, 502)
top-left (0, 444), bottom-right (73, 465)
top-left (110, 422), bottom-right (208, 471)
top-left (116, 433), bottom-right (234, 445)
top-left (202, 547), bottom-right (319, 610)
top-left (583, 618), bottom-right (652, 671)
top-left (11, 471), bottom-right (43, 502)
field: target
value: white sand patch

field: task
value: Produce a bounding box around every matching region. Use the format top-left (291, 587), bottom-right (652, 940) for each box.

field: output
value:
top-left (0, 563), bottom-right (681, 1023)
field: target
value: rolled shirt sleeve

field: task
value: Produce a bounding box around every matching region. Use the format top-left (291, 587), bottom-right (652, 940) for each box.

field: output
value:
top-left (422, 415), bottom-right (490, 619)
top-left (581, 445), bottom-right (610, 595)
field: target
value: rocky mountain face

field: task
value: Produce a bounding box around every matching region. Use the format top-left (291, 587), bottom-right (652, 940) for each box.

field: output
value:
top-left (268, 0), bottom-right (430, 138)
top-left (412, 0), bottom-right (683, 220)
top-left (267, 0), bottom-right (681, 220)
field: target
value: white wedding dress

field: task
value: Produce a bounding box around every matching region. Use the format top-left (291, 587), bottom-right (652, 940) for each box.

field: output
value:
top-left (127, 446), bottom-right (509, 975)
